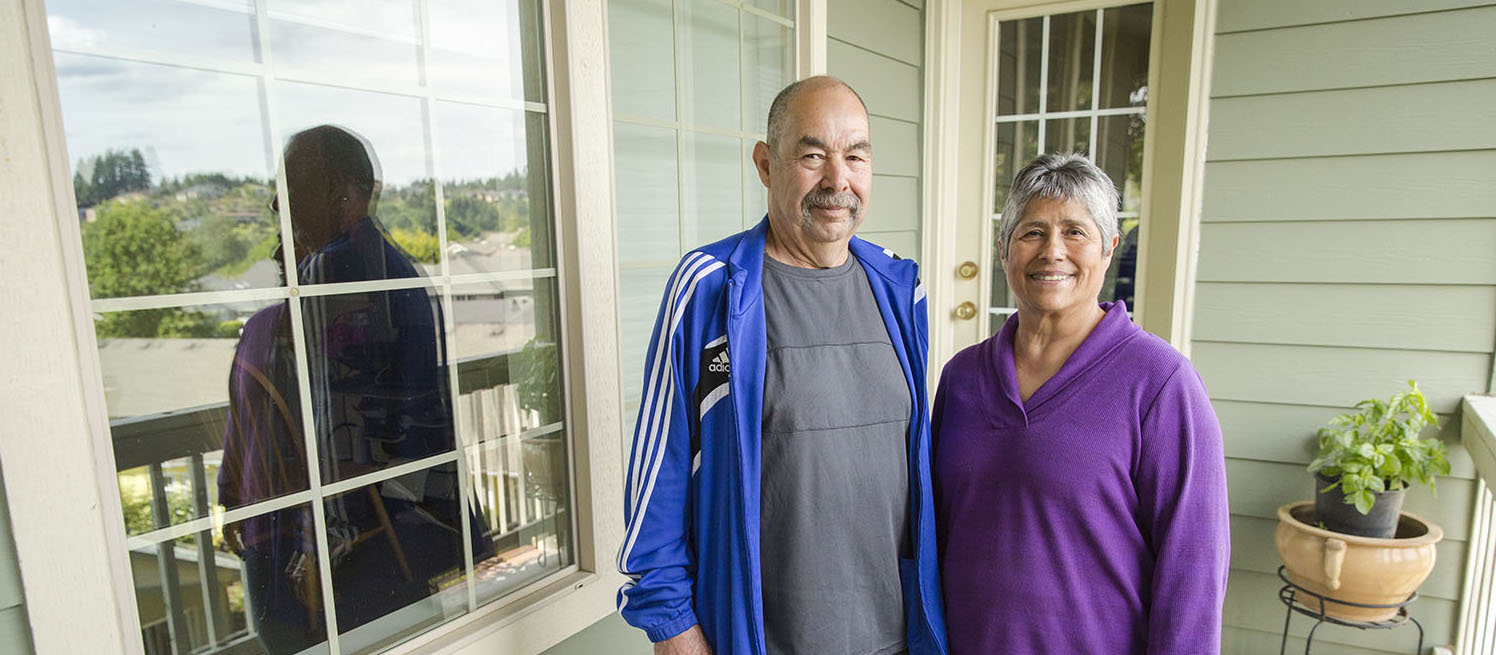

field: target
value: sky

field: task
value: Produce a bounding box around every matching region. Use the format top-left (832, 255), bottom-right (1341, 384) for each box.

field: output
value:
top-left (47, 0), bottom-right (538, 186)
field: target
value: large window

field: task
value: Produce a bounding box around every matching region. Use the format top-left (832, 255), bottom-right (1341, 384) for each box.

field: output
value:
top-left (987, 3), bottom-right (1152, 328)
top-left (43, 1), bottom-right (574, 653)
top-left (607, 0), bottom-right (795, 428)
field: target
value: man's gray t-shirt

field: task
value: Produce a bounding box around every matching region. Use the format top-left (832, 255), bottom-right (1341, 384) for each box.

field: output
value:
top-left (760, 253), bottom-right (910, 655)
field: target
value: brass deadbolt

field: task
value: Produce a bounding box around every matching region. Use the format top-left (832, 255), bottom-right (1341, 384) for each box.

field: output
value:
top-left (957, 260), bottom-right (979, 279)
top-left (954, 301), bottom-right (977, 320)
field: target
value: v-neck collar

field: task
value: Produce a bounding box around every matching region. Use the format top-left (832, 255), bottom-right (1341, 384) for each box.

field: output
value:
top-left (990, 301), bottom-right (1140, 423)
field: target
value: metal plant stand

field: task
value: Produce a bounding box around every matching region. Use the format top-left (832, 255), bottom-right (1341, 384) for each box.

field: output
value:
top-left (1276, 566), bottom-right (1423, 655)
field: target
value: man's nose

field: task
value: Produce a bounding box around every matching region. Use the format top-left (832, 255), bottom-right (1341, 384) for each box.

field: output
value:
top-left (820, 156), bottom-right (851, 191)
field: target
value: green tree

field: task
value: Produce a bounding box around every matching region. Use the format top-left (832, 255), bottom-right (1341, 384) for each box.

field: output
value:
top-left (76, 148), bottom-right (153, 207)
top-left (83, 201), bottom-right (201, 337)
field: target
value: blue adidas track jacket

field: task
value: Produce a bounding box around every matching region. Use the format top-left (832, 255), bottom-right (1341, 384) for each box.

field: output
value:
top-left (617, 219), bottom-right (949, 655)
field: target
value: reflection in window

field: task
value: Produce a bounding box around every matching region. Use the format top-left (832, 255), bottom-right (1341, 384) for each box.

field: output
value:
top-left (46, 1), bottom-right (570, 653)
top-left (990, 3), bottom-right (1152, 326)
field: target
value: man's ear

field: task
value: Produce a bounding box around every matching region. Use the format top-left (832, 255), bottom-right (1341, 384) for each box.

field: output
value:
top-left (1105, 233), bottom-right (1120, 259)
top-left (752, 141), bottom-right (773, 188)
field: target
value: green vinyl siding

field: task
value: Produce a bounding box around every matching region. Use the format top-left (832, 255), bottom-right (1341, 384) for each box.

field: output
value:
top-left (1199, 2), bottom-right (1496, 652)
top-left (828, 0), bottom-right (924, 260)
top-left (0, 460), bottom-right (35, 655)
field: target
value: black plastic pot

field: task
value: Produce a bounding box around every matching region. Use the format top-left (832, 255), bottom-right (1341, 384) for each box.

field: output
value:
top-left (1314, 472), bottom-right (1406, 538)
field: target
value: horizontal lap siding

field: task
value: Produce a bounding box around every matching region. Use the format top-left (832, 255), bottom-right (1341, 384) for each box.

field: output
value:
top-left (1199, 2), bottom-right (1496, 652)
top-left (828, 0), bottom-right (923, 264)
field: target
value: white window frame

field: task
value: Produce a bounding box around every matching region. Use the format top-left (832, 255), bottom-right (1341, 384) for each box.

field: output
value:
top-left (1, 0), bottom-right (628, 653)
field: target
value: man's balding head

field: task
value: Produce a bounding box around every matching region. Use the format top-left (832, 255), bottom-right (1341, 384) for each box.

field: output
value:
top-left (765, 76), bottom-right (868, 154)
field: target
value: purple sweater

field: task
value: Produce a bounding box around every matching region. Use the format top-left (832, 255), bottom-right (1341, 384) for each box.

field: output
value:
top-left (932, 302), bottom-right (1229, 655)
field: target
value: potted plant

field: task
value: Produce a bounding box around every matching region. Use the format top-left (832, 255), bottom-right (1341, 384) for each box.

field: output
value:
top-left (1275, 381), bottom-right (1451, 622)
top-left (1307, 380), bottom-right (1450, 538)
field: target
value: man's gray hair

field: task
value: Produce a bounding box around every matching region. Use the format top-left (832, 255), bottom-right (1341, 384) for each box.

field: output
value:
top-left (997, 153), bottom-right (1121, 257)
top-left (765, 76), bottom-right (868, 153)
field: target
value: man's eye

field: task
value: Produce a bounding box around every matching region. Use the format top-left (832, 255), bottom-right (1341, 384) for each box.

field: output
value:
top-left (803, 153), bottom-right (825, 160)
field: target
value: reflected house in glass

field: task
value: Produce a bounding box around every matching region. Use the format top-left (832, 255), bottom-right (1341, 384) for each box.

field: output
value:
top-left (4, 1), bottom-right (1496, 655)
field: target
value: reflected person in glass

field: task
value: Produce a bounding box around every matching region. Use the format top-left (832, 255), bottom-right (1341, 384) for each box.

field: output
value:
top-left (931, 154), bottom-right (1229, 654)
top-left (220, 125), bottom-right (488, 653)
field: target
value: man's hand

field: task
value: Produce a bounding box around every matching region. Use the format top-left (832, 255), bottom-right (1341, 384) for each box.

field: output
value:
top-left (653, 625), bottom-right (713, 655)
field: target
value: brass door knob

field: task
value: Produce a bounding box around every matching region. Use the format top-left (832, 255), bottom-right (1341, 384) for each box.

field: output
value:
top-left (954, 301), bottom-right (977, 320)
top-left (957, 260), bottom-right (979, 279)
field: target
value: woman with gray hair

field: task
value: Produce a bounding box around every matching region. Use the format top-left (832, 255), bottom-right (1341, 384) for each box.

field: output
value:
top-left (931, 153), bottom-right (1230, 654)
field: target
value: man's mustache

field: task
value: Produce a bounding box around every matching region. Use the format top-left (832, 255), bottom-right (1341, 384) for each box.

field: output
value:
top-left (801, 189), bottom-right (862, 219)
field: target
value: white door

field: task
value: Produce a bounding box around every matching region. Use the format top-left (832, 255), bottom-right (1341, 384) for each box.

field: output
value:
top-left (937, 0), bottom-right (1175, 360)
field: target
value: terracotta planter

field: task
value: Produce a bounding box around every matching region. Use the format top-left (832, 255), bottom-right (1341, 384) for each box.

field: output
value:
top-left (1274, 501), bottom-right (1442, 622)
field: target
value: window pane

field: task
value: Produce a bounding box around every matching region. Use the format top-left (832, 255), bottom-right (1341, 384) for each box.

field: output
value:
top-left (683, 132), bottom-right (744, 247)
top-left (55, 55), bottom-right (276, 298)
top-left (269, 18), bottom-right (421, 89)
top-left (428, 0), bottom-right (545, 104)
top-left (463, 429), bottom-right (573, 605)
top-left (742, 15), bottom-right (793, 134)
top-left (1043, 117), bottom-right (1090, 157)
top-left (991, 120), bottom-right (1039, 213)
top-left (452, 278), bottom-right (565, 445)
top-left (743, 0), bottom-right (794, 19)
top-left (613, 122), bottom-right (681, 266)
top-left (609, 0), bottom-right (676, 121)
top-left (131, 503), bottom-right (330, 655)
top-left (744, 138), bottom-right (767, 224)
top-left (1099, 3), bottom-right (1152, 109)
top-left (274, 83), bottom-right (442, 278)
top-left (46, 0), bottom-right (259, 63)
top-left (322, 462), bottom-right (471, 655)
top-left (1045, 10), bottom-right (1096, 113)
top-left (297, 288), bottom-right (454, 485)
top-left (1097, 113), bottom-right (1145, 213)
top-left (679, 0), bottom-right (741, 131)
top-left (996, 17), bottom-right (1042, 116)
top-left (618, 266), bottom-right (673, 431)
top-left (436, 104), bottom-right (554, 274)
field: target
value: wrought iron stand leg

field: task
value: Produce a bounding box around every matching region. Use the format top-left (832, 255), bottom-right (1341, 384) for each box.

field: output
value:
top-left (1280, 600), bottom-right (1294, 655)
top-left (1304, 619), bottom-right (1324, 655)
top-left (1411, 616), bottom-right (1423, 654)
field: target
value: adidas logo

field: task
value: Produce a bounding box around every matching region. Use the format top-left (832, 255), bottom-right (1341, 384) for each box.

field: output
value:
top-left (707, 350), bottom-right (730, 374)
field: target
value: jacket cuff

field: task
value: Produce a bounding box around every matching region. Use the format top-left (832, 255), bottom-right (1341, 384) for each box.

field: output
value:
top-left (644, 610), bottom-right (700, 643)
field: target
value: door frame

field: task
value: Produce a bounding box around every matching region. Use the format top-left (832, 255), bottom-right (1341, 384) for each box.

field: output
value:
top-left (922, 0), bottom-right (1217, 371)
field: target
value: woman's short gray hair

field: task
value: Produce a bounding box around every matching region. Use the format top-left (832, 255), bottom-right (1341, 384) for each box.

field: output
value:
top-left (997, 153), bottom-right (1121, 257)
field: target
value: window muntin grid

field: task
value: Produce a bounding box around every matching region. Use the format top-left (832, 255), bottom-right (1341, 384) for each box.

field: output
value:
top-left (608, 0), bottom-right (796, 428)
top-left (988, 3), bottom-right (1153, 332)
top-left (43, 1), bottom-right (573, 653)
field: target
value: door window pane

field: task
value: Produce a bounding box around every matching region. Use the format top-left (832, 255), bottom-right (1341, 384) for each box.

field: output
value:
top-left (996, 17), bottom-right (1042, 116)
top-left (1045, 11), bottom-right (1096, 113)
top-left (1100, 3), bottom-right (1153, 109)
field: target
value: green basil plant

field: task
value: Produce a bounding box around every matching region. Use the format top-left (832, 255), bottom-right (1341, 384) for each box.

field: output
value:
top-left (1308, 380), bottom-right (1452, 515)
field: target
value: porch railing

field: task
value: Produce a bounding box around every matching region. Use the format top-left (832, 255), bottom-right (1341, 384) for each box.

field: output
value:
top-left (1457, 394), bottom-right (1496, 655)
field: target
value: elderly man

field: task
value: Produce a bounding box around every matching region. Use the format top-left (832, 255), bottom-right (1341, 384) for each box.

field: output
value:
top-left (617, 77), bottom-right (948, 655)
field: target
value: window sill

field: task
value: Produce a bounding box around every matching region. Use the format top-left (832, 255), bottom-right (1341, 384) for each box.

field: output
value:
top-left (379, 568), bottom-right (623, 655)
